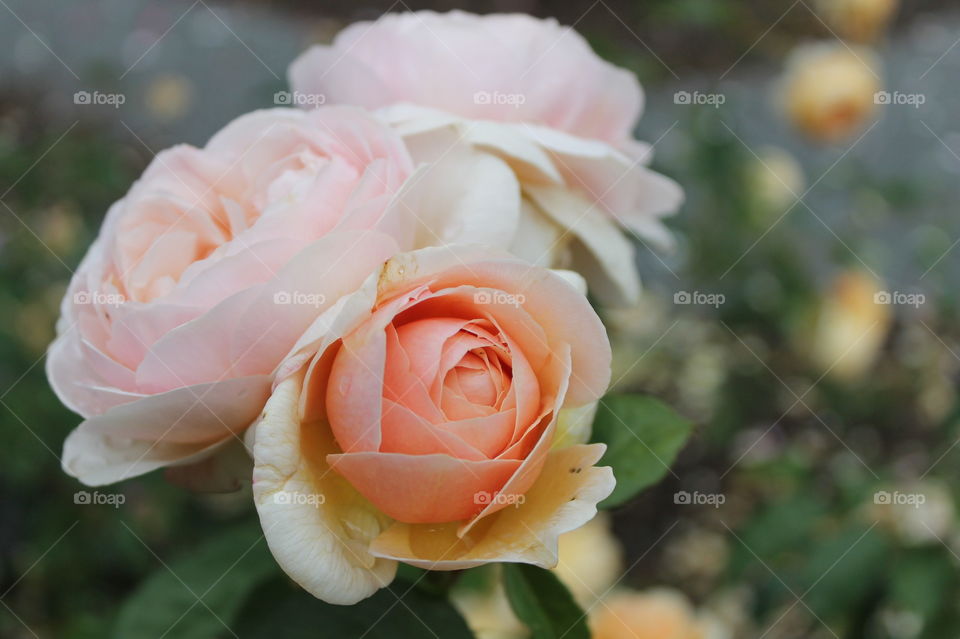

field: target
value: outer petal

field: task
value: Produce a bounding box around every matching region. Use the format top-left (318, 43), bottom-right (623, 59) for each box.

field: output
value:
top-left (367, 443), bottom-right (614, 569)
top-left (289, 11), bottom-right (642, 144)
top-left (253, 374), bottom-right (397, 605)
top-left (526, 185), bottom-right (641, 306)
top-left (401, 147), bottom-right (522, 250)
top-left (134, 230), bottom-right (399, 392)
top-left (46, 330), bottom-right (143, 417)
top-left (327, 451), bottom-right (521, 523)
top-left (62, 374), bottom-right (270, 485)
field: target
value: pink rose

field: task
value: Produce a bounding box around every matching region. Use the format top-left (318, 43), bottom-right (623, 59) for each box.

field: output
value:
top-left (289, 11), bottom-right (683, 304)
top-left (47, 107), bottom-right (414, 486)
top-left (252, 245), bottom-right (614, 604)
top-left (290, 11), bottom-right (640, 144)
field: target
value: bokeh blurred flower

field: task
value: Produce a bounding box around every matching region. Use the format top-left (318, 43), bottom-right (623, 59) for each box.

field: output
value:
top-left (777, 42), bottom-right (880, 143)
top-left (48, 107), bottom-right (415, 486)
top-left (807, 269), bottom-right (891, 381)
top-left (592, 589), bottom-right (723, 639)
top-left (868, 481), bottom-right (955, 545)
top-left (144, 73), bottom-right (194, 122)
top-left (746, 146), bottom-right (806, 217)
top-left (252, 246), bottom-right (614, 604)
top-left (289, 10), bottom-right (683, 305)
top-left (553, 512), bottom-right (624, 607)
top-left (815, 0), bottom-right (899, 42)
top-left (452, 579), bottom-right (528, 639)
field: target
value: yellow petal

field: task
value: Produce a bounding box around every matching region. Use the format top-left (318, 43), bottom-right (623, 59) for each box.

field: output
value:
top-left (367, 443), bottom-right (614, 569)
top-left (252, 373), bottom-right (396, 604)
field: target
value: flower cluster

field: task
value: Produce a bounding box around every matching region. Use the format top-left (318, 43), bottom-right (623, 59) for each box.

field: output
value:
top-left (47, 10), bottom-right (682, 605)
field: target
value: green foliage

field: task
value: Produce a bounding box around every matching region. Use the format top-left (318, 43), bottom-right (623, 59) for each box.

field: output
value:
top-left (502, 564), bottom-right (589, 639)
top-left (233, 576), bottom-right (473, 639)
top-left (113, 521), bottom-right (279, 639)
top-left (590, 394), bottom-right (693, 507)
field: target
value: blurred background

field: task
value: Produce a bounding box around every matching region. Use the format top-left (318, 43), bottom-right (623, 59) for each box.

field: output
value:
top-left (3, 0), bottom-right (960, 637)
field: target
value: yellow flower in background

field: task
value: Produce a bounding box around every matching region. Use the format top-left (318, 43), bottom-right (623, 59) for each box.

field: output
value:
top-left (145, 73), bottom-right (194, 122)
top-left (452, 514), bottom-right (623, 637)
top-left (778, 42), bottom-right (880, 143)
top-left (553, 513), bottom-right (624, 607)
top-left (815, 0), bottom-right (899, 42)
top-left (808, 270), bottom-right (891, 381)
top-left (592, 589), bottom-right (720, 639)
top-left (451, 579), bottom-right (528, 639)
top-left (746, 146), bottom-right (806, 217)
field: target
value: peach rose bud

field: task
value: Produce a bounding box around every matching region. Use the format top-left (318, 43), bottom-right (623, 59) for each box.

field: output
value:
top-left (252, 245), bottom-right (615, 604)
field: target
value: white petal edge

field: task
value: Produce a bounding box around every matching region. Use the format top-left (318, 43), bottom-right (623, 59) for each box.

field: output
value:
top-left (252, 372), bottom-right (397, 605)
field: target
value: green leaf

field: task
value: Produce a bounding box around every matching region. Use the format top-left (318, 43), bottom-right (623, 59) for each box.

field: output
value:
top-left (590, 394), bottom-right (693, 507)
top-left (113, 520), bottom-right (278, 639)
top-left (800, 524), bottom-right (890, 620)
top-left (502, 564), bottom-right (589, 639)
top-left (234, 576), bottom-right (473, 638)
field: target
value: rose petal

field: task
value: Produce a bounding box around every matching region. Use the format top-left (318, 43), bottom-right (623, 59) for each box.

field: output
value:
top-left (253, 373), bottom-right (396, 605)
top-left (367, 443), bottom-right (614, 569)
top-left (327, 451), bottom-right (521, 523)
top-left (62, 374), bottom-right (270, 485)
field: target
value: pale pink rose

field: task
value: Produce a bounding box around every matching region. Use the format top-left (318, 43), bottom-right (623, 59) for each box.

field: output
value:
top-left (47, 107), bottom-right (414, 486)
top-left (252, 246), bottom-right (614, 604)
top-left (289, 11), bottom-right (684, 305)
top-left (290, 11), bottom-right (641, 144)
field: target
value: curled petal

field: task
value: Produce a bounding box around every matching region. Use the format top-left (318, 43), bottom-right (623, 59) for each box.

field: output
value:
top-left (62, 375), bottom-right (270, 486)
top-left (368, 443), bottom-right (614, 569)
top-left (253, 374), bottom-right (397, 605)
top-left (327, 451), bottom-right (521, 524)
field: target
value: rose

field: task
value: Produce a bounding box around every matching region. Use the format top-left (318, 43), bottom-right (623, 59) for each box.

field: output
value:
top-left (777, 42), bottom-right (879, 142)
top-left (288, 11), bottom-right (684, 306)
top-left (47, 107), bottom-right (415, 486)
top-left (251, 245), bottom-right (614, 604)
